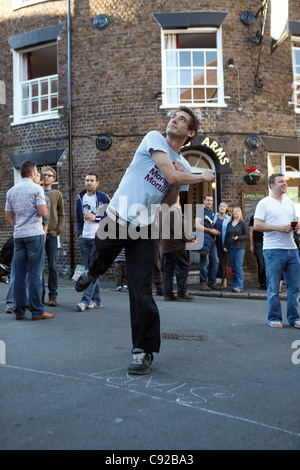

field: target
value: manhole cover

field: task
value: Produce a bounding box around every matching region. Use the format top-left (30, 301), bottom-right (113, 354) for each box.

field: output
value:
top-left (161, 332), bottom-right (207, 342)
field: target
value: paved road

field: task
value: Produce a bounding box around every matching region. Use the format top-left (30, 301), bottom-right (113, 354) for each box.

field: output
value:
top-left (0, 281), bottom-right (299, 451)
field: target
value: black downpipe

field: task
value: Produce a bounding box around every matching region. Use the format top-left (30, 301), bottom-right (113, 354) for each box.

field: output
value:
top-left (67, 0), bottom-right (74, 274)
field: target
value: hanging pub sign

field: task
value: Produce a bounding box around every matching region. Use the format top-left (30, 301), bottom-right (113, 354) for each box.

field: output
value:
top-left (270, 0), bottom-right (289, 54)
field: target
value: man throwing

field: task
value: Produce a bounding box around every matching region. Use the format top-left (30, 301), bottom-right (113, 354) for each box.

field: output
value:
top-left (75, 106), bottom-right (214, 374)
top-left (254, 173), bottom-right (300, 328)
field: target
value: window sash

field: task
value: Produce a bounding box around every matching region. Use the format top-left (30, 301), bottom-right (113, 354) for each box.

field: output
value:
top-left (161, 28), bottom-right (225, 108)
top-left (20, 74), bottom-right (58, 118)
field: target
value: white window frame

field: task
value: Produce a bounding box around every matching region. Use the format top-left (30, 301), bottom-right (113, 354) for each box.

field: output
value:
top-left (268, 152), bottom-right (300, 214)
top-left (160, 27), bottom-right (226, 109)
top-left (12, 42), bottom-right (59, 126)
top-left (292, 36), bottom-right (300, 114)
top-left (12, 0), bottom-right (49, 10)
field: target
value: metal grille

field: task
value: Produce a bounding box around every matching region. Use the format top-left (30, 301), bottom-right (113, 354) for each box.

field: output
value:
top-left (161, 332), bottom-right (207, 341)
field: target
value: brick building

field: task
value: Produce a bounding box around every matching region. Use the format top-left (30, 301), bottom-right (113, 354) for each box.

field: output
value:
top-left (1, 0), bottom-right (300, 284)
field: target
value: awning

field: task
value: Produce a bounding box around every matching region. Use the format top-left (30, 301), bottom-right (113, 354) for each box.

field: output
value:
top-left (9, 148), bottom-right (66, 169)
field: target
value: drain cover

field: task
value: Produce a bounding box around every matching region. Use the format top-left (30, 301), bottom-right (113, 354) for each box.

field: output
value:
top-left (161, 332), bottom-right (207, 342)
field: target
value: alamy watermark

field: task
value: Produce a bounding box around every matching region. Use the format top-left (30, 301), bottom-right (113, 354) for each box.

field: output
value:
top-left (291, 340), bottom-right (300, 365)
top-left (0, 341), bottom-right (6, 365)
top-left (96, 199), bottom-right (204, 249)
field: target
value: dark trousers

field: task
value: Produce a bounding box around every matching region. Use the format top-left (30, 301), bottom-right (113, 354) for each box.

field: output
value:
top-left (88, 217), bottom-right (160, 354)
top-left (162, 250), bottom-right (190, 296)
top-left (254, 242), bottom-right (266, 288)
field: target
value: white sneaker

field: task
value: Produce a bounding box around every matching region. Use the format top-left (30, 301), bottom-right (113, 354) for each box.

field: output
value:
top-left (76, 302), bottom-right (87, 312)
top-left (87, 301), bottom-right (102, 309)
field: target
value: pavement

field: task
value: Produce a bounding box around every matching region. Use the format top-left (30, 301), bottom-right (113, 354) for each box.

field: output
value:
top-left (0, 277), bottom-right (299, 452)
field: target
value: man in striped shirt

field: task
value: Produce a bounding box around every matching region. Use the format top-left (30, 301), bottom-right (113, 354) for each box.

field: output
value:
top-left (5, 160), bottom-right (54, 321)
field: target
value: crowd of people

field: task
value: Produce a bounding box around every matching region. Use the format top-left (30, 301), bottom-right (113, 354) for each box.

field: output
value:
top-left (4, 105), bottom-right (300, 376)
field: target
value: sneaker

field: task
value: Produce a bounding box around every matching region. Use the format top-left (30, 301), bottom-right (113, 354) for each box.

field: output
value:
top-left (208, 284), bottom-right (221, 291)
top-left (5, 304), bottom-right (14, 314)
top-left (76, 302), bottom-right (87, 312)
top-left (87, 301), bottom-right (102, 309)
top-left (116, 286), bottom-right (122, 291)
top-left (232, 288), bottom-right (243, 293)
top-left (128, 349), bottom-right (152, 375)
top-left (292, 320), bottom-right (300, 328)
top-left (48, 297), bottom-right (57, 306)
top-left (75, 271), bottom-right (95, 292)
top-left (177, 292), bottom-right (195, 301)
top-left (199, 284), bottom-right (211, 291)
top-left (121, 285), bottom-right (128, 292)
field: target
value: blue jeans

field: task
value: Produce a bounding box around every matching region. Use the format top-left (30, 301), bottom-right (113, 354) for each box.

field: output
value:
top-left (263, 249), bottom-right (300, 324)
top-left (5, 255), bottom-right (28, 306)
top-left (14, 235), bottom-right (45, 318)
top-left (228, 246), bottom-right (245, 290)
top-left (45, 233), bottom-right (58, 298)
top-left (79, 237), bottom-right (101, 306)
top-left (199, 241), bottom-right (219, 287)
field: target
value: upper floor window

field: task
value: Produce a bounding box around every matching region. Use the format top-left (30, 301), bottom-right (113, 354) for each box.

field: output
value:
top-left (292, 37), bottom-right (300, 113)
top-left (12, 42), bottom-right (59, 125)
top-left (160, 28), bottom-right (225, 108)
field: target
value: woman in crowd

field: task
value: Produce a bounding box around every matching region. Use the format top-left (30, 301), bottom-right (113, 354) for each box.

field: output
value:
top-left (224, 207), bottom-right (248, 293)
top-left (213, 202), bottom-right (231, 289)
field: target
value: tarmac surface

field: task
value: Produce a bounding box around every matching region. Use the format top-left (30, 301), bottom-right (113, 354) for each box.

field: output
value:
top-left (0, 278), bottom-right (299, 451)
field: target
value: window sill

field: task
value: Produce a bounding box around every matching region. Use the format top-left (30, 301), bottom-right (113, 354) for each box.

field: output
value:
top-left (11, 112), bottom-right (60, 126)
top-left (12, 0), bottom-right (49, 10)
top-left (160, 103), bottom-right (228, 109)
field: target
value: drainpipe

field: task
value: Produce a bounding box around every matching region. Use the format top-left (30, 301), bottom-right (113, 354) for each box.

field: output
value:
top-left (67, 0), bottom-right (74, 274)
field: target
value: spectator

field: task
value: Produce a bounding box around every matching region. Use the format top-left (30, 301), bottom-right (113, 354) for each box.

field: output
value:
top-left (224, 207), bottom-right (248, 293)
top-left (254, 173), bottom-right (300, 328)
top-left (5, 160), bottom-right (53, 320)
top-left (42, 166), bottom-right (65, 307)
top-left (213, 202), bottom-right (231, 289)
top-left (160, 195), bottom-right (195, 301)
top-left (195, 194), bottom-right (220, 291)
top-left (76, 173), bottom-right (110, 311)
top-left (249, 214), bottom-right (266, 290)
top-left (114, 248), bottom-right (128, 292)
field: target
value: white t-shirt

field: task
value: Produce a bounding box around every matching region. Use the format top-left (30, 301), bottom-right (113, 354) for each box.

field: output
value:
top-left (254, 195), bottom-right (297, 249)
top-left (109, 131), bottom-right (191, 226)
top-left (82, 193), bottom-right (99, 238)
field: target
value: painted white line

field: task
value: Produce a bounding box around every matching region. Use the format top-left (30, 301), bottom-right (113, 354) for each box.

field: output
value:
top-left (2, 363), bottom-right (300, 439)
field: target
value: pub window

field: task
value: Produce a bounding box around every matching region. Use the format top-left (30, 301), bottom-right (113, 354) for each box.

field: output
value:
top-left (268, 153), bottom-right (300, 209)
top-left (292, 37), bottom-right (300, 113)
top-left (160, 28), bottom-right (225, 108)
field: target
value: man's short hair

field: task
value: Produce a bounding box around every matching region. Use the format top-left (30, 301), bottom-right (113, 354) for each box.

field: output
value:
top-left (203, 194), bottom-right (213, 200)
top-left (86, 173), bottom-right (99, 181)
top-left (174, 106), bottom-right (200, 145)
top-left (20, 160), bottom-right (37, 178)
top-left (268, 173), bottom-right (284, 188)
top-left (42, 165), bottom-right (57, 179)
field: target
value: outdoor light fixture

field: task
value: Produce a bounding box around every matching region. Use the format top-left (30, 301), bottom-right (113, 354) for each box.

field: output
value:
top-left (96, 134), bottom-right (112, 150)
top-left (227, 58), bottom-right (234, 69)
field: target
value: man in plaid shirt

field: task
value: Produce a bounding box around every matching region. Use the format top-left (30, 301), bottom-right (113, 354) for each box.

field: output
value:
top-left (5, 160), bottom-right (54, 321)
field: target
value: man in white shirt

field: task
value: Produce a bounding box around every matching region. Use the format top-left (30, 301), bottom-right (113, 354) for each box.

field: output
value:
top-left (76, 173), bottom-right (110, 311)
top-left (254, 173), bottom-right (300, 328)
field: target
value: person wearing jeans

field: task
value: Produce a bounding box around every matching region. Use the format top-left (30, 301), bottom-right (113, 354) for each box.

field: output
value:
top-left (5, 160), bottom-right (53, 321)
top-left (254, 173), bottom-right (300, 328)
top-left (224, 207), bottom-right (248, 293)
top-left (76, 173), bottom-right (110, 311)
